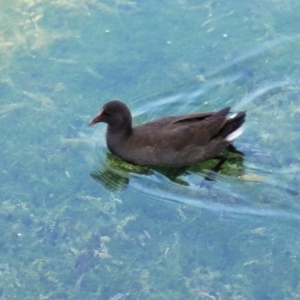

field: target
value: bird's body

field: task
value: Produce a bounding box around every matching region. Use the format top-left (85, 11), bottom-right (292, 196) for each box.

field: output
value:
top-left (89, 100), bottom-right (246, 166)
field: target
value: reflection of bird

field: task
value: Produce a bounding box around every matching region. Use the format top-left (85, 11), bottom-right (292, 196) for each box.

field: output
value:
top-left (89, 100), bottom-right (246, 167)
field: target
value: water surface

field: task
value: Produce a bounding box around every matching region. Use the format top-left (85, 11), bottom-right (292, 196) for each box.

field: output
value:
top-left (1, 0), bottom-right (300, 299)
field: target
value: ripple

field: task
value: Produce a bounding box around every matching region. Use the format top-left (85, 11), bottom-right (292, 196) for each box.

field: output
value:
top-left (89, 34), bottom-right (300, 221)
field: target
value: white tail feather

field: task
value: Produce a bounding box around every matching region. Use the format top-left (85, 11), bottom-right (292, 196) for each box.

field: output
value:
top-left (228, 113), bottom-right (237, 119)
top-left (225, 127), bottom-right (244, 142)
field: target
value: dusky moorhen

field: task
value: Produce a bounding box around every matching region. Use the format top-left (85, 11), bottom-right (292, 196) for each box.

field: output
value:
top-left (89, 100), bottom-right (246, 166)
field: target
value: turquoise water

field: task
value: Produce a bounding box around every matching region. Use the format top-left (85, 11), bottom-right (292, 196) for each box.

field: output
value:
top-left (1, 0), bottom-right (300, 298)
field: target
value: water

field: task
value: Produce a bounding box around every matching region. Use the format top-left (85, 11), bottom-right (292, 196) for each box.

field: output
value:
top-left (1, 0), bottom-right (300, 299)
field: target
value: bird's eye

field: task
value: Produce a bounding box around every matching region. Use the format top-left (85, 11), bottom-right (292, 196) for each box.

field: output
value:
top-left (102, 111), bottom-right (111, 116)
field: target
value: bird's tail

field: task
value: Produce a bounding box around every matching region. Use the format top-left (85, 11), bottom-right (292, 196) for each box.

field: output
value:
top-left (221, 111), bottom-right (246, 142)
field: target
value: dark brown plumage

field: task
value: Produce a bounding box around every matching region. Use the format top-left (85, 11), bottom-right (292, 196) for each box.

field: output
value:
top-left (89, 100), bottom-right (246, 166)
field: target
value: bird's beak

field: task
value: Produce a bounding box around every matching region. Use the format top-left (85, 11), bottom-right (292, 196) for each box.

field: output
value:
top-left (89, 109), bottom-right (103, 126)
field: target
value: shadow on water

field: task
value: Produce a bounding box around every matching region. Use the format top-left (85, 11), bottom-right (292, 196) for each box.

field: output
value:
top-left (89, 34), bottom-right (300, 221)
top-left (91, 146), bottom-right (244, 187)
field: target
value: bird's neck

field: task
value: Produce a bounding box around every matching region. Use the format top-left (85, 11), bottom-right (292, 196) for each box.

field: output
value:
top-left (107, 123), bottom-right (133, 138)
top-left (106, 125), bottom-right (133, 158)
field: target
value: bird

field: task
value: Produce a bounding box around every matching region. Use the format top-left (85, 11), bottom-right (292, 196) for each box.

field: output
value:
top-left (89, 100), bottom-right (246, 167)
